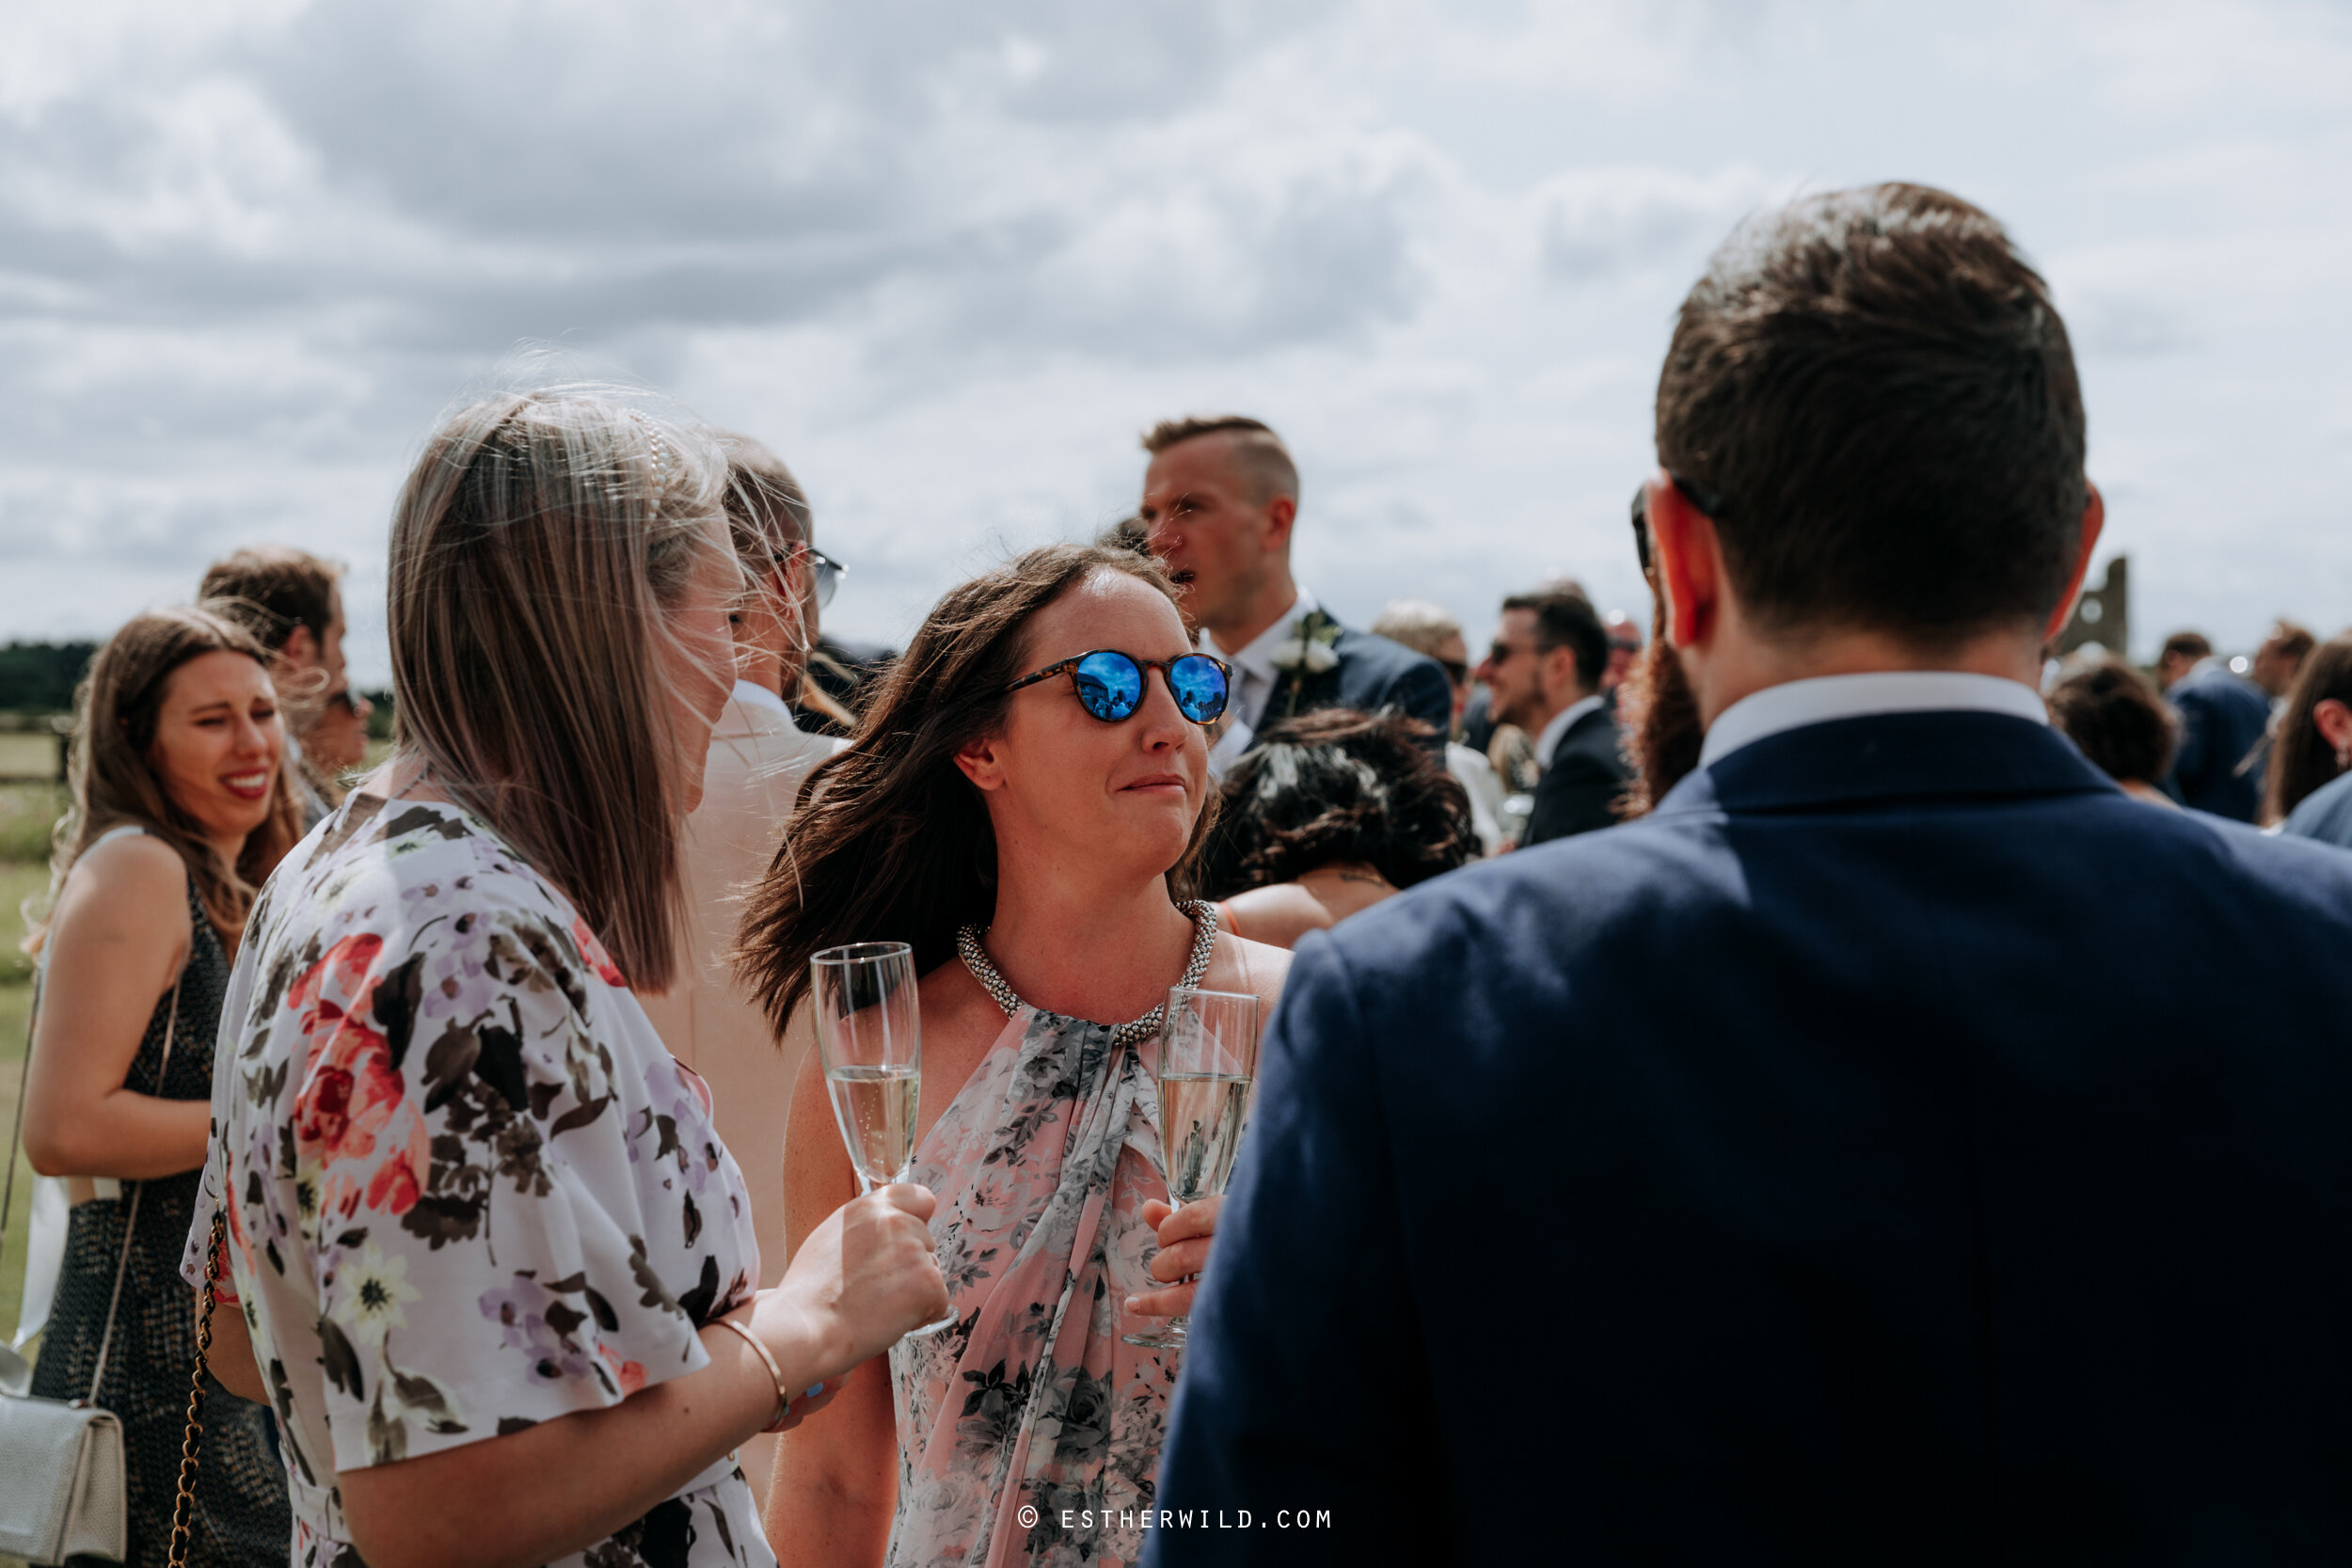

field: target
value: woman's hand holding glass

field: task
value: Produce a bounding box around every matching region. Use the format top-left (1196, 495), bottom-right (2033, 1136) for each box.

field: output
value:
top-left (753, 1182), bottom-right (950, 1403)
top-left (1122, 1195), bottom-right (1222, 1320)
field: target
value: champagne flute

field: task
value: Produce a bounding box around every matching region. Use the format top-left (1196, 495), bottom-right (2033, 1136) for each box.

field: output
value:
top-left (1122, 985), bottom-right (1259, 1350)
top-left (810, 942), bottom-right (956, 1338)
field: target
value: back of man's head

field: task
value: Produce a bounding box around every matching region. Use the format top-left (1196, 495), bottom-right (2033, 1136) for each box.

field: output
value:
top-left (199, 546), bottom-right (341, 658)
top-left (1657, 183), bottom-right (2086, 646)
top-left (1141, 416), bottom-right (1300, 511)
top-left (1504, 589), bottom-right (1609, 694)
top-left (1370, 599), bottom-right (1463, 659)
top-left (2162, 630), bottom-right (2214, 665)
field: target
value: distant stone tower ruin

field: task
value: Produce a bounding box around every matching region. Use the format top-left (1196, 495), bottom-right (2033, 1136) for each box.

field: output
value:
top-left (2053, 555), bottom-right (2129, 659)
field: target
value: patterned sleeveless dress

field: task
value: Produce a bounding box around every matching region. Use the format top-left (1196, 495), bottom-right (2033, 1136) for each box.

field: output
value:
top-left (29, 847), bottom-right (292, 1567)
top-left (884, 1007), bottom-right (1180, 1568)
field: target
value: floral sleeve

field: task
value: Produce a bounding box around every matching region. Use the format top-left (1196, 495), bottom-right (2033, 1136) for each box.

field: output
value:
top-left (257, 875), bottom-right (735, 1470)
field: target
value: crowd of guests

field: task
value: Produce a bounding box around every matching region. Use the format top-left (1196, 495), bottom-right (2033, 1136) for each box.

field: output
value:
top-left (13, 177), bottom-right (2352, 1568)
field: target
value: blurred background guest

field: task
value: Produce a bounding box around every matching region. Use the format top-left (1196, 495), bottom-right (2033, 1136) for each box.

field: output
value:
top-left (2265, 631), bottom-right (2352, 842)
top-left (1136, 414), bottom-right (1449, 768)
top-left (637, 431), bottom-right (847, 1508)
top-left (199, 544), bottom-right (350, 826)
top-left (1202, 708), bottom-right (1475, 948)
top-left (304, 683), bottom-right (373, 785)
top-left (1615, 488), bottom-right (1704, 819)
top-left (2046, 655), bottom-right (2180, 807)
top-left (23, 606), bottom-right (298, 1567)
top-left (2155, 628), bottom-right (2269, 819)
top-left (1474, 587), bottom-right (1627, 845)
top-left (1600, 609), bottom-right (1643, 699)
top-left (2250, 620), bottom-right (2316, 706)
top-left (1370, 599), bottom-right (1508, 853)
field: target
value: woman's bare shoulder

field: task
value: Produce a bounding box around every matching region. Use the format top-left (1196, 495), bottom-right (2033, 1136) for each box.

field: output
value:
top-left (1219, 883), bottom-right (1332, 952)
top-left (55, 832), bottom-right (189, 930)
top-left (1206, 929), bottom-right (1293, 1015)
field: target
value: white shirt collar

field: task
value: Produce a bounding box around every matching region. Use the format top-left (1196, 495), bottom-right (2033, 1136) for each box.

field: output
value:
top-left (1201, 584), bottom-right (1319, 687)
top-left (1534, 692), bottom-right (1607, 768)
top-left (1699, 671), bottom-right (2047, 769)
top-left (731, 677), bottom-right (796, 724)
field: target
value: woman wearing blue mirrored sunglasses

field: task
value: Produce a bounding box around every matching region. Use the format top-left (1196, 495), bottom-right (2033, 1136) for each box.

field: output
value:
top-left (737, 542), bottom-right (1290, 1568)
top-left (1003, 648), bottom-right (1232, 724)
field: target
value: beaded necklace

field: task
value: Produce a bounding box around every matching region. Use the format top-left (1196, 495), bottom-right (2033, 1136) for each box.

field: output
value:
top-left (956, 900), bottom-right (1219, 1049)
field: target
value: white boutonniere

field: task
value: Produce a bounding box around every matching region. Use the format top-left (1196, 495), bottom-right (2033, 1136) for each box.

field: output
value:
top-left (1268, 609), bottom-right (1342, 716)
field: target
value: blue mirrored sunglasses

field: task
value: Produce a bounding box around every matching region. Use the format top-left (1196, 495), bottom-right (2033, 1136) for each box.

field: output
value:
top-left (1005, 649), bottom-right (1232, 724)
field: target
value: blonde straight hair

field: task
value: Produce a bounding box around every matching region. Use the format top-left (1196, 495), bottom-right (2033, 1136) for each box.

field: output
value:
top-left (388, 390), bottom-right (728, 991)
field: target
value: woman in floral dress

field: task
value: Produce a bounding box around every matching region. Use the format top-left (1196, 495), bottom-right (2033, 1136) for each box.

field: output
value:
top-left (739, 544), bottom-right (1290, 1567)
top-left (183, 391), bottom-right (947, 1568)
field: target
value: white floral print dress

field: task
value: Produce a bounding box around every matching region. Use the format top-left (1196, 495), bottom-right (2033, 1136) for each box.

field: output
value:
top-left (182, 795), bottom-right (772, 1568)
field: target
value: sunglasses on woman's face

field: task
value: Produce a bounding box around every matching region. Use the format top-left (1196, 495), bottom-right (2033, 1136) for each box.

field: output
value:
top-left (804, 546), bottom-right (845, 610)
top-left (1005, 650), bottom-right (1232, 724)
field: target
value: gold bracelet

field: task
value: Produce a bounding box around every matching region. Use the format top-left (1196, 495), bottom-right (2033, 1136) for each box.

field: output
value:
top-left (713, 1315), bottom-right (790, 1433)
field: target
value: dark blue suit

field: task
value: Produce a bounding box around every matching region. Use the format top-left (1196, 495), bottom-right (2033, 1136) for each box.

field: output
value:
top-left (1150, 712), bottom-right (2352, 1566)
top-left (1254, 621), bottom-right (1453, 748)
top-left (2164, 663), bottom-right (2270, 820)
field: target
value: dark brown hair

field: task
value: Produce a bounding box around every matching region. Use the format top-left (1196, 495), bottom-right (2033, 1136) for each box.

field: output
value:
top-left (1200, 708), bottom-right (1471, 897)
top-left (2046, 656), bottom-right (2178, 788)
top-left (2264, 632), bottom-right (2352, 823)
top-left (2161, 630), bottom-right (2213, 664)
top-left (1656, 183), bottom-right (2087, 643)
top-left (734, 543), bottom-right (1215, 1030)
top-left (199, 546), bottom-right (342, 654)
top-left (389, 391), bottom-right (729, 992)
top-left (40, 607), bottom-right (304, 952)
top-left (1502, 589), bottom-right (1609, 691)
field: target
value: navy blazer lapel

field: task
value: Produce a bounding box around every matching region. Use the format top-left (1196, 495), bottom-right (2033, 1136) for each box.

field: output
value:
top-left (1652, 710), bottom-right (2116, 818)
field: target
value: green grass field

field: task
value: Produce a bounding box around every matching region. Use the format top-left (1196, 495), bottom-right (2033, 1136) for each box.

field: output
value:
top-left (3, 849), bottom-right (46, 1371)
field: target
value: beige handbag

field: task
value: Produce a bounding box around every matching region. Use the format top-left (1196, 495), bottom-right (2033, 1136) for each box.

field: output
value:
top-left (0, 972), bottom-right (193, 1565)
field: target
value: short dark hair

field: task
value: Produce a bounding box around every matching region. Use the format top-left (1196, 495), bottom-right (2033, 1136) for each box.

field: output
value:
top-left (1502, 589), bottom-right (1608, 691)
top-left (2161, 630), bottom-right (2213, 664)
top-left (199, 546), bottom-right (341, 654)
top-left (1201, 708), bottom-right (1473, 897)
top-left (2046, 656), bottom-right (2177, 787)
top-left (1656, 183), bottom-right (2087, 643)
top-left (1140, 414), bottom-right (1300, 506)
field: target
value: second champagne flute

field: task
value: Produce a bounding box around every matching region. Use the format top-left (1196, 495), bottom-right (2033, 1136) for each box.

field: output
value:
top-left (1123, 984), bottom-right (1260, 1350)
top-left (811, 941), bottom-right (957, 1338)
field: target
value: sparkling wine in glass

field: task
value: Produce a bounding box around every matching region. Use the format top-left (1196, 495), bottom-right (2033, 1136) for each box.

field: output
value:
top-left (1123, 985), bottom-right (1259, 1350)
top-left (811, 942), bottom-right (956, 1338)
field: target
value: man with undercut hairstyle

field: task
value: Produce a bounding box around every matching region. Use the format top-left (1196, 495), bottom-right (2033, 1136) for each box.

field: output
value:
top-left (1137, 415), bottom-right (1451, 770)
top-left (1152, 184), bottom-right (2352, 1565)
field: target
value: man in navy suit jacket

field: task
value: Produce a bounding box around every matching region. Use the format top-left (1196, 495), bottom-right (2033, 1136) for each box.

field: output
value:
top-left (2157, 630), bottom-right (2272, 819)
top-left (1137, 415), bottom-right (1451, 768)
top-left (1148, 184), bottom-right (2352, 1565)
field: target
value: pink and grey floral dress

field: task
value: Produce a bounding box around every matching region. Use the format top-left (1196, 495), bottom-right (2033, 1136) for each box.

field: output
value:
top-left (182, 795), bottom-right (771, 1568)
top-left (885, 1007), bottom-right (1181, 1568)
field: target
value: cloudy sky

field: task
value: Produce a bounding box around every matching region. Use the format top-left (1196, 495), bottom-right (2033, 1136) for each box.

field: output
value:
top-left (4, 0), bottom-right (2348, 682)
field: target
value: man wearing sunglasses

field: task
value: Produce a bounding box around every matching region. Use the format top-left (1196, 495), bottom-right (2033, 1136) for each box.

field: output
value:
top-left (1155, 185), bottom-right (2352, 1563)
top-left (1137, 414), bottom-right (1452, 771)
top-left (1473, 587), bottom-right (1628, 846)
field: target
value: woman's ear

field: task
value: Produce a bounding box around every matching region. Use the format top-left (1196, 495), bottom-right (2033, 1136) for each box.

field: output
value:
top-left (2313, 698), bottom-right (2352, 759)
top-left (953, 733), bottom-right (1008, 792)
